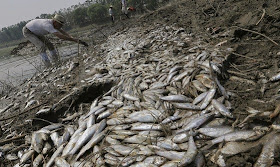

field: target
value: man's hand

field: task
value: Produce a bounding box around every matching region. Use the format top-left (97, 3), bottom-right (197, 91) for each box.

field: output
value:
top-left (78, 40), bottom-right (89, 47)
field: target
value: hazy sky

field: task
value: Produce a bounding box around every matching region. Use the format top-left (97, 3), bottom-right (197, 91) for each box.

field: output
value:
top-left (0, 0), bottom-right (86, 29)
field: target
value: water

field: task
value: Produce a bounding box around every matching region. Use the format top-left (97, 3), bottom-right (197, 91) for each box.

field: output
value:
top-left (0, 45), bottom-right (79, 87)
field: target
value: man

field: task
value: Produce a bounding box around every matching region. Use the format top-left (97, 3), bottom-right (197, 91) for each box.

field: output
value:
top-left (109, 5), bottom-right (115, 24)
top-left (121, 0), bottom-right (129, 19)
top-left (22, 14), bottom-right (88, 67)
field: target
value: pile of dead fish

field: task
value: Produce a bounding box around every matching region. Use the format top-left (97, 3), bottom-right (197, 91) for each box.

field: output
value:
top-left (4, 23), bottom-right (280, 167)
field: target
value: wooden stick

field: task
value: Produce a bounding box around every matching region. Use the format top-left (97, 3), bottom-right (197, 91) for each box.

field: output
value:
top-left (231, 52), bottom-right (256, 60)
top-left (0, 135), bottom-right (25, 145)
top-left (256, 9), bottom-right (265, 25)
top-left (234, 26), bottom-right (279, 46)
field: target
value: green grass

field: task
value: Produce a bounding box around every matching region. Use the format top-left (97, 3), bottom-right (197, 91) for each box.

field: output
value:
top-left (0, 45), bottom-right (17, 58)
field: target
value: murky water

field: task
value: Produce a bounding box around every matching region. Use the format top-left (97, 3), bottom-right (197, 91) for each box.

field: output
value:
top-left (0, 45), bottom-right (79, 87)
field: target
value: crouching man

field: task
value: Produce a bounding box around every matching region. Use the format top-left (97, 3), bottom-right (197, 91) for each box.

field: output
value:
top-left (22, 14), bottom-right (88, 67)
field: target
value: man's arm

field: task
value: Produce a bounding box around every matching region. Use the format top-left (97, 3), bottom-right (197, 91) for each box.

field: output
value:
top-left (53, 30), bottom-right (88, 46)
top-left (53, 30), bottom-right (78, 42)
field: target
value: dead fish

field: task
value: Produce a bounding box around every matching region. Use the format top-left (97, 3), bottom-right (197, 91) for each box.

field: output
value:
top-left (269, 72), bottom-right (280, 82)
top-left (118, 156), bottom-right (137, 167)
top-left (162, 115), bottom-right (181, 124)
top-left (220, 141), bottom-right (260, 155)
top-left (161, 161), bottom-right (180, 167)
top-left (76, 130), bottom-right (106, 160)
top-left (160, 95), bottom-right (192, 103)
top-left (33, 154), bottom-right (43, 167)
top-left (149, 81), bottom-right (167, 89)
top-left (192, 80), bottom-right (208, 92)
top-left (176, 113), bottom-right (214, 134)
top-left (106, 136), bottom-right (121, 145)
top-left (20, 150), bottom-right (35, 164)
top-left (169, 65), bottom-right (183, 74)
top-left (111, 144), bottom-right (139, 156)
top-left (173, 69), bottom-right (193, 82)
top-left (6, 154), bottom-right (18, 161)
top-left (172, 131), bottom-right (197, 144)
top-left (109, 125), bottom-right (131, 131)
top-left (123, 135), bottom-right (153, 144)
top-left (194, 151), bottom-right (206, 167)
top-left (50, 132), bottom-right (59, 147)
top-left (36, 106), bottom-right (51, 115)
top-left (167, 71), bottom-right (179, 83)
top-left (128, 110), bottom-right (161, 123)
top-left (193, 92), bottom-right (208, 105)
top-left (155, 150), bottom-right (184, 160)
top-left (123, 93), bottom-right (140, 101)
top-left (97, 110), bottom-right (112, 120)
top-left (212, 99), bottom-right (233, 118)
top-left (24, 100), bottom-right (38, 109)
top-left (254, 133), bottom-right (280, 167)
top-left (42, 123), bottom-right (63, 131)
top-left (200, 88), bottom-right (216, 110)
top-left (55, 157), bottom-right (71, 167)
top-left (144, 156), bottom-right (167, 166)
top-left (42, 142), bottom-right (52, 155)
top-left (198, 126), bottom-right (234, 138)
top-left (157, 138), bottom-right (181, 151)
top-left (179, 136), bottom-right (198, 166)
top-left (85, 105), bottom-right (105, 118)
top-left (68, 123), bottom-right (98, 155)
top-left (172, 103), bottom-right (201, 110)
top-left (87, 114), bottom-right (95, 128)
top-left (208, 130), bottom-right (264, 146)
top-left (131, 123), bottom-right (162, 131)
top-left (195, 73), bottom-right (214, 88)
top-left (45, 143), bottom-right (65, 167)
top-left (31, 132), bottom-right (48, 153)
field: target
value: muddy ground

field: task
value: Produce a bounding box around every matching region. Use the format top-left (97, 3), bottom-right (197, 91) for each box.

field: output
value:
top-left (1, 0), bottom-right (280, 166)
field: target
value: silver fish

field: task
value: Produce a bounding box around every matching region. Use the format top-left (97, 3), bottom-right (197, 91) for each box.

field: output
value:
top-left (111, 144), bottom-right (139, 156)
top-left (172, 103), bottom-right (201, 110)
top-left (131, 123), bottom-right (162, 131)
top-left (155, 150), bottom-right (184, 160)
top-left (179, 136), bottom-right (197, 166)
top-left (192, 91), bottom-right (208, 105)
top-left (198, 126), bottom-right (234, 138)
top-left (45, 143), bottom-right (65, 167)
top-left (269, 72), bottom-right (280, 82)
top-left (76, 130), bottom-right (106, 160)
top-left (254, 133), bottom-right (280, 167)
top-left (123, 93), bottom-right (140, 101)
top-left (33, 154), bottom-right (43, 167)
top-left (55, 157), bottom-right (71, 167)
top-left (31, 132), bottom-right (48, 153)
top-left (160, 95), bottom-right (192, 103)
top-left (200, 88), bottom-right (216, 109)
top-left (176, 113), bottom-right (214, 134)
top-left (212, 99), bottom-right (233, 118)
top-left (68, 123), bottom-right (98, 155)
top-left (20, 150), bottom-right (35, 165)
top-left (209, 130), bottom-right (264, 146)
top-left (42, 142), bottom-right (52, 155)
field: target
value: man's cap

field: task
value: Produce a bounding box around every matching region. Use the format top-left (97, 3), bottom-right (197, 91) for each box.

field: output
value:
top-left (110, 5), bottom-right (113, 8)
top-left (53, 14), bottom-right (65, 25)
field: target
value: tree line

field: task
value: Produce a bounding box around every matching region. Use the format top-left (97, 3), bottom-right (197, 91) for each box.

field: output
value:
top-left (0, 0), bottom-right (170, 44)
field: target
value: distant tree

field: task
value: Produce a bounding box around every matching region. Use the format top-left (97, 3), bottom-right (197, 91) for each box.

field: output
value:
top-left (87, 4), bottom-right (107, 23)
top-left (72, 7), bottom-right (89, 26)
